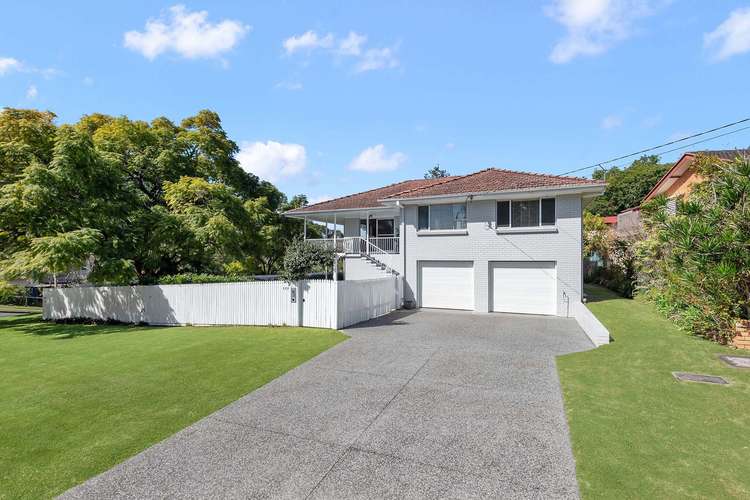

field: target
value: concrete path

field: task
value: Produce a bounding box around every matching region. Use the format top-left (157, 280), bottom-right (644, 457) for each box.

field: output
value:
top-left (61, 309), bottom-right (594, 499)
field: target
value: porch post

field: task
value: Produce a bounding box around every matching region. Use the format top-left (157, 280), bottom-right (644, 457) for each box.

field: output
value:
top-left (333, 213), bottom-right (337, 246)
top-left (303, 216), bottom-right (307, 240)
top-left (365, 210), bottom-right (370, 254)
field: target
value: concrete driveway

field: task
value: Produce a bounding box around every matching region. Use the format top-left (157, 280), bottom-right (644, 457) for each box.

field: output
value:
top-left (61, 309), bottom-right (594, 499)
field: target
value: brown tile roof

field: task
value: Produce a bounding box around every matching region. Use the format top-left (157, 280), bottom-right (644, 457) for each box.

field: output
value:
top-left (286, 168), bottom-right (603, 214)
top-left (286, 177), bottom-right (459, 213)
top-left (689, 148), bottom-right (750, 161)
top-left (382, 168), bottom-right (604, 199)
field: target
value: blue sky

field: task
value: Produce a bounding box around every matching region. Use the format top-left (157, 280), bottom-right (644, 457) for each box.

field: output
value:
top-left (2, 1), bottom-right (750, 203)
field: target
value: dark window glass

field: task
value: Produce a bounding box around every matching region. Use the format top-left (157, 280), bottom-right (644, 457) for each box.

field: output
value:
top-left (511, 200), bottom-right (539, 227)
top-left (497, 201), bottom-right (510, 227)
top-left (429, 203), bottom-right (466, 230)
top-left (418, 206), bottom-right (429, 230)
top-left (377, 219), bottom-right (394, 235)
top-left (541, 198), bottom-right (556, 225)
top-left (368, 218), bottom-right (377, 237)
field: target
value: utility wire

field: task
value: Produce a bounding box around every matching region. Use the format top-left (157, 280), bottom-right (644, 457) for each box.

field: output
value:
top-left (560, 117), bottom-right (750, 176)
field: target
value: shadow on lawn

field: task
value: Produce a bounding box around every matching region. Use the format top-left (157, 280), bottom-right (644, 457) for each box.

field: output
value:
top-left (0, 315), bottom-right (154, 339)
top-left (583, 284), bottom-right (626, 304)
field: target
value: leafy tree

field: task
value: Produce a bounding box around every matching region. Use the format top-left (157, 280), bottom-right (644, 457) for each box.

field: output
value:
top-left (424, 164), bottom-right (450, 179)
top-left (636, 154), bottom-right (750, 343)
top-left (0, 108), bottom-right (56, 186)
top-left (587, 155), bottom-right (671, 216)
top-left (280, 239), bottom-right (335, 282)
top-left (0, 108), bottom-right (307, 284)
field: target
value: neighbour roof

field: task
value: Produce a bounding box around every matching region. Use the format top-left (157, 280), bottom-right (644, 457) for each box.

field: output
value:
top-left (643, 148), bottom-right (750, 202)
top-left (286, 168), bottom-right (603, 214)
top-left (602, 216), bottom-right (618, 225)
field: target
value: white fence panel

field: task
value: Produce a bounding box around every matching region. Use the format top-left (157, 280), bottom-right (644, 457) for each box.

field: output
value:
top-left (44, 281), bottom-right (298, 327)
top-left (43, 277), bottom-right (403, 330)
top-left (336, 277), bottom-right (400, 328)
top-left (301, 280), bottom-right (337, 329)
top-left (571, 299), bottom-right (610, 346)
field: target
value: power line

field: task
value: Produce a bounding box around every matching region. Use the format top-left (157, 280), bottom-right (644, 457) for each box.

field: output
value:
top-left (560, 117), bottom-right (750, 176)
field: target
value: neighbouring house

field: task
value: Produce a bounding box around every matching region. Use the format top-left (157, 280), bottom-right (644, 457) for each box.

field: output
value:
top-left (617, 148), bottom-right (750, 231)
top-left (602, 215), bottom-right (617, 228)
top-left (285, 168), bottom-right (606, 318)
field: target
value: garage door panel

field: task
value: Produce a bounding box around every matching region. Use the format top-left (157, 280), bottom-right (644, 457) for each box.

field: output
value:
top-left (491, 261), bottom-right (556, 316)
top-left (420, 261), bottom-right (474, 310)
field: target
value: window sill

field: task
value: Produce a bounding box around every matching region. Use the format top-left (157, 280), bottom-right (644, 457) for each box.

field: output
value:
top-left (496, 226), bottom-right (558, 234)
top-left (417, 229), bottom-right (468, 236)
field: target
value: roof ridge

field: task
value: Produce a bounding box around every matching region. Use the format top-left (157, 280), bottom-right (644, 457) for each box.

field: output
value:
top-left (488, 167), bottom-right (594, 182)
top-left (386, 169), bottom-right (490, 199)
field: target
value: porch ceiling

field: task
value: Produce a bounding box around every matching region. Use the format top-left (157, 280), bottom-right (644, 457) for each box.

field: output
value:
top-left (286, 207), bottom-right (400, 221)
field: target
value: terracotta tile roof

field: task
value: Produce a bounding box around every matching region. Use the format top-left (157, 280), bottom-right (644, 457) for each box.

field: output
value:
top-left (286, 168), bottom-right (603, 214)
top-left (688, 148), bottom-right (750, 161)
top-left (382, 168), bottom-right (604, 200)
top-left (286, 177), bottom-right (459, 213)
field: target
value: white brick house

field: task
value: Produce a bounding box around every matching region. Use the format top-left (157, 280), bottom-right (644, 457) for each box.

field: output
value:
top-left (286, 168), bottom-right (605, 318)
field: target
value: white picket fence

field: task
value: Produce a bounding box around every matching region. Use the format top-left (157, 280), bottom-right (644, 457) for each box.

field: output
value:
top-left (43, 277), bottom-right (402, 330)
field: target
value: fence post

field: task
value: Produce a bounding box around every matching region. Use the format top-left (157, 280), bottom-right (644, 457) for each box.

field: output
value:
top-left (296, 280), bottom-right (304, 327)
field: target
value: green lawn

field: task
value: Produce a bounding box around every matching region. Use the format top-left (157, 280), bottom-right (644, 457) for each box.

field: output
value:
top-left (0, 315), bottom-right (346, 499)
top-left (558, 285), bottom-right (750, 499)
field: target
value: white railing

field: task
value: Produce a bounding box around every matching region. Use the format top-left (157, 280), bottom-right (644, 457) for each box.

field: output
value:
top-left (306, 237), bottom-right (399, 275)
top-left (307, 236), bottom-right (399, 254)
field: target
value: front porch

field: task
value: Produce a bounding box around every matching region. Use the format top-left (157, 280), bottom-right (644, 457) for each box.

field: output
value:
top-left (290, 208), bottom-right (404, 278)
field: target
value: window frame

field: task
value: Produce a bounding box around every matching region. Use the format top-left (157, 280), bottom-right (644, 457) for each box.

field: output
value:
top-left (416, 202), bottom-right (468, 231)
top-left (496, 197), bottom-right (556, 228)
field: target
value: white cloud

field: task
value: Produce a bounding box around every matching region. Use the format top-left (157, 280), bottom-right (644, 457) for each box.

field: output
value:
top-left (337, 31), bottom-right (367, 56)
top-left (282, 30), bottom-right (334, 55)
top-left (25, 85), bottom-right (38, 100)
top-left (355, 47), bottom-right (399, 72)
top-left (0, 57), bottom-right (21, 75)
top-left (705, 7), bottom-right (750, 61)
top-left (275, 80), bottom-right (303, 91)
top-left (348, 144), bottom-right (407, 173)
top-left (600, 114), bottom-right (623, 129)
top-left (236, 140), bottom-right (307, 182)
top-left (282, 30), bottom-right (398, 73)
top-left (545, 0), bottom-right (657, 63)
top-left (124, 5), bottom-right (249, 60)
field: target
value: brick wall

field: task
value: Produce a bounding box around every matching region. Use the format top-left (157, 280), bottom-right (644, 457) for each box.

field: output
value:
top-left (402, 195), bottom-right (583, 316)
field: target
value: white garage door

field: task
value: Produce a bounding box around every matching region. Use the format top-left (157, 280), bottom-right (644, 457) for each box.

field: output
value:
top-left (419, 261), bottom-right (474, 310)
top-left (491, 261), bottom-right (556, 316)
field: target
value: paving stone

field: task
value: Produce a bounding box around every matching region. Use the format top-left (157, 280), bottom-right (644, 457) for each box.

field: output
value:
top-left (673, 372), bottom-right (729, 385)
top-left (719, 355), bottom-right (750, 369)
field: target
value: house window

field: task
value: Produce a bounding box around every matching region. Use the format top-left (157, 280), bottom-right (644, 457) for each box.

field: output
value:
top-left (377, 219), bottom-right (394, 236)
top-left (497, 198), bottom-right (556, 228)
top-left (362, 218), bottom-right (397, 237)
top-left (418, 206), bottom-right (429, 230)
top-left (497, 201), bottom-right (510, 227)
top-left (666, 198), bottom-right (677, 216)
top-left (417, 203), bottom-right (467, 231)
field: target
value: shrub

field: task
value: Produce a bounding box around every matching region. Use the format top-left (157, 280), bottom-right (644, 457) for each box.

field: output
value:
top-left (157, 273), bottom-right (254, 285)
top-left (0, 281), bottom-right (24, 304)
top-left (280, 239), bottom-right (335, 282)
top-left (637, 154), bottom-right (750, 343)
